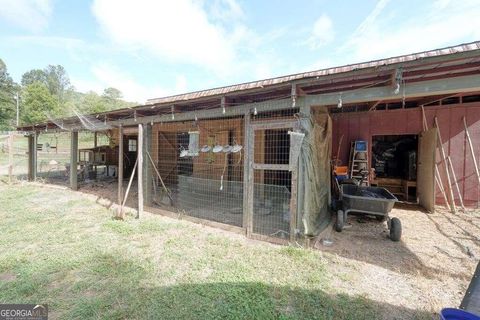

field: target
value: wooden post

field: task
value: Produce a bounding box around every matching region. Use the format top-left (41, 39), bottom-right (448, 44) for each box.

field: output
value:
top-left (242, 112), bottom-right (253, 237)
top-left (142, 124), bottom-right (152, 206)
top-left (8, 132), bottom-right (13, 183)
top-left (422, 106), bottom-right (451, 211)
top-left (27, 132), bottom-right (37, 181)
top-left (434, 117), bottom-right (456, 213)
top-left (137, 123), bottom-right (143, 219)
top-left (94, 131), bottom-right (98, 178)
top-left (463, 117), bottom-right (480, 187)
top-left (117, 125), bottom-right (124, 218)
top-left (70, 131), bottom-right (78, 190)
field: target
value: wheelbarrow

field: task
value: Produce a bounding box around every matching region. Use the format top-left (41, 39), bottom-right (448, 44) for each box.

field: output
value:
top-left (335, 183), bottom-right (401, 241)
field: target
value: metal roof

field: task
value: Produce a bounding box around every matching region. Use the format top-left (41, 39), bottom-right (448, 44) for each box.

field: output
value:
top-left (146, 41), bottom-right (480, 105)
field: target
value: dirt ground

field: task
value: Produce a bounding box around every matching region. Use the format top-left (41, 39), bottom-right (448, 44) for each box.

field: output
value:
top-left (315, 204), bottom-right (480, 317)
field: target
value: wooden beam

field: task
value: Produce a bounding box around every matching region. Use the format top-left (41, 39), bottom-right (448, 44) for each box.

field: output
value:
top-left (137, 123), bottom-right (144, 218)
top-left (108, 98), bottom-right (298, 127)
top-left (368, 100), bottom-right (382, 111)
top-left (252, 163), bottom-right (289, 171)
top-left (142, 123), bottom-right (152, 206)
top-left (117, 124), bottom-right (124, 218)
top-left (418, 94), bottom-right (459, 106)
top-left (305, 74), bottom-right (480, 107)
top-left (243, 112), bottom-right (253, 237)
top-left (70, 131), bottom-right (78, 191)
top-left (434, 117), bottom-right (456, 213)
top-left (27, 132), bottom-right (37, 181)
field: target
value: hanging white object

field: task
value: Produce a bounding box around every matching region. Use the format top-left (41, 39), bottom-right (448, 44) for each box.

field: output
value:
top-left (220, 175), bottom-right (224, 191)
top-left (222, 145), bottom-right (233, 153)
top-left (188, 131), bottom-right (199, 156)
top-left (201, 145), bottom-right (211, 152)
top-left (213, 144), bottom-right (223, 153)
top-left (232, 144), bottom-right (243, 153)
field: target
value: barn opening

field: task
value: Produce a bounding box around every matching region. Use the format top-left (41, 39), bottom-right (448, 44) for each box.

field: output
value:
top-left (371, 134), bottom-right (418, 201)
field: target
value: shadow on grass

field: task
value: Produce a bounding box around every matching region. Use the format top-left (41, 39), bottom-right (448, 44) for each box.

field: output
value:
top-left (66, 282), bottom-right (433, 320)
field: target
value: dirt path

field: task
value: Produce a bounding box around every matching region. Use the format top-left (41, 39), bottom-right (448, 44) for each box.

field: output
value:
top-left (315, 205), bottom-right (480, 318)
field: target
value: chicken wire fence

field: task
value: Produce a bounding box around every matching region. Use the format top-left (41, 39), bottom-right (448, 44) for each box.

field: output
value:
top-left (0, 131), bottom-right (113, 186)
top-left (149, 109), bottom-right (298, 239)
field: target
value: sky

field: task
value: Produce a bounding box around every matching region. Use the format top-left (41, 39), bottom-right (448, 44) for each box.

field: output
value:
top-left (0, 0), bottom-right (479, 103)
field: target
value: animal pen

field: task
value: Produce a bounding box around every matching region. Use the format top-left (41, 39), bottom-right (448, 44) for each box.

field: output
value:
top-left (11, 41), bottom-right (480, 243)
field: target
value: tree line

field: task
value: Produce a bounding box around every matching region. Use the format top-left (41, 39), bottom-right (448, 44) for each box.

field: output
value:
top-left (0, 58), bottom-right (136, 130)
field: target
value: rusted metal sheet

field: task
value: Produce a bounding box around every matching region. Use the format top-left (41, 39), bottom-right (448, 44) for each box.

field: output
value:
top-left (147, 42), bottom-right (480, 105)
top-left (332, 103), bottom-right (480, 207)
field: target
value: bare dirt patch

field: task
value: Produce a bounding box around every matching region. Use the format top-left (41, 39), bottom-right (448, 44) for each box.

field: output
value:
top-left (315, 204), bottom-right (480, 317)
top-left (0, 272), bottom-right (16, 282)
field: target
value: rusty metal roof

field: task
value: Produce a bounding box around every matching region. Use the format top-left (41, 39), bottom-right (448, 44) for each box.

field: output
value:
top-left (146, 41), bottom-right (480, 105)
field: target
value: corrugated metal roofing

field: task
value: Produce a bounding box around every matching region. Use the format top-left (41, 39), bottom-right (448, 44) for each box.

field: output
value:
top-left (146, 41), bottom-right (480, 105)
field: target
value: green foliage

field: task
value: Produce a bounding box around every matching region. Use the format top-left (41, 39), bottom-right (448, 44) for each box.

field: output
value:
top-left (0, 59), bottom-right (19, 130)
top-left (21, 82), bottom-right (60, 125)
top-left (0, 58), bottom-right (138, 126)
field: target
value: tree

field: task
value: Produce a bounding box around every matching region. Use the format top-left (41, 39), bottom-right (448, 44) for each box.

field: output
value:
top-left (102, 87), bottom-right (122, 101)
top-left (21, 65), bottom-right (72, 101)
top-left (21, 82), bottom-right (60, 125)
top-left (0, 59), bottom-right (18, 130)
top-left (82, 91), bottom-right (108, 114)
top-left (45, 65), bottom-right (72, 100)
top-left (21, 69), bottom-right (47, 87)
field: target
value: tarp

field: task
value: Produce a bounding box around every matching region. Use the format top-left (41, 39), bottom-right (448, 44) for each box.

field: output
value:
top-left (296, 106), bottom-right (332, 236)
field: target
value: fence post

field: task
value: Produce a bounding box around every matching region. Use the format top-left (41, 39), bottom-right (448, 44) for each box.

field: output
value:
top-left (8, 132), bottom-right (13, 183)
top-left (28, 132), bottom-right (37, 181)
top-left (137, 123), bottom-right (144, 218)
top-left (70, 131), bottom-right (78, 190)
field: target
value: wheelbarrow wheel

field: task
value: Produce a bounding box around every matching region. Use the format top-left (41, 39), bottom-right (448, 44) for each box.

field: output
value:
top-left (335, 210), bottom-right (344, 232)
top-left (389, 217), bottom-right (402, 241)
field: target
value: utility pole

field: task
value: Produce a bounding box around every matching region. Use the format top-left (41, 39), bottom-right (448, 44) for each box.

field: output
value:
top-left (14, 93), bottom-right (19, 127)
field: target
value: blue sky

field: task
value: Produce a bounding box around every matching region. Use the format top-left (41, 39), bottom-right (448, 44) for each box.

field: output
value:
top-left (0, 0), bottom-right (479, 103)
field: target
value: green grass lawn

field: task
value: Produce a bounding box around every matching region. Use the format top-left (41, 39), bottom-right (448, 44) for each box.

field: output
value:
top-left (0, 183), bottom-right (428, 319)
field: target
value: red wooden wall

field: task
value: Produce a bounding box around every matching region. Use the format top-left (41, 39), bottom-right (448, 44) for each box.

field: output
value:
top-left (331, 103), bottom-right (480, 208)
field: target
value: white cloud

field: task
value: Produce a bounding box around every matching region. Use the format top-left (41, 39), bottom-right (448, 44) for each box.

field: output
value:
top-left (91, 0), bottom-right (246, 75)
top-left (342, 0), bottom-right (480, 63)
top-left (306, 14), bottom-right (334, 49)
top-left (0, 0), bottom-right (53, 31)
top-left (72, 63), bottom-right (188, 103)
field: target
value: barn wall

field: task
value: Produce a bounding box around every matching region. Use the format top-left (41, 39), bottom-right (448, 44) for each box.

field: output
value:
top-left (331, 102), bottom-right (480, 208)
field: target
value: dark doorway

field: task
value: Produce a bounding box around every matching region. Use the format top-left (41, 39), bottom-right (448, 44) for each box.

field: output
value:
top-left (124, 135), bottom-right (137, 178)
top-left (372, 134), bottom-right (418, 201)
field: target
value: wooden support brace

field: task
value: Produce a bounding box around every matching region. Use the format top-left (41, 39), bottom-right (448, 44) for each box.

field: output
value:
top-left (447, 156), bottom-right (465, 211)
top-left (463, 116), bottom-right (480, 188)
top-left (434, 116), bottom-right (457, 213)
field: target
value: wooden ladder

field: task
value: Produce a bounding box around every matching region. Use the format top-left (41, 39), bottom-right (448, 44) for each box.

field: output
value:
top-left (348, 141), bottom-right (369, 186)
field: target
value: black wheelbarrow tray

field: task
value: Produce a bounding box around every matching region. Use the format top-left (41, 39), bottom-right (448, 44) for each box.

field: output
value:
top-left (335, 184), bottom-right (402, 241)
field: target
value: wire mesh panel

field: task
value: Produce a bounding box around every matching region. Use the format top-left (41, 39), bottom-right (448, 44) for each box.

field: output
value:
top-left (252, 128), bottom-right (292, 239)
top-left (151, 117), bottom-right (245, 227)
top-left (36, 132), bottom-right (71, 184)
top-left (0, 133), bottom-right (28, 180)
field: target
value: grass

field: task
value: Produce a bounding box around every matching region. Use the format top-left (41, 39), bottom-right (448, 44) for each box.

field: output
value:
top-left (0, 183), bottom-right (429, 319)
